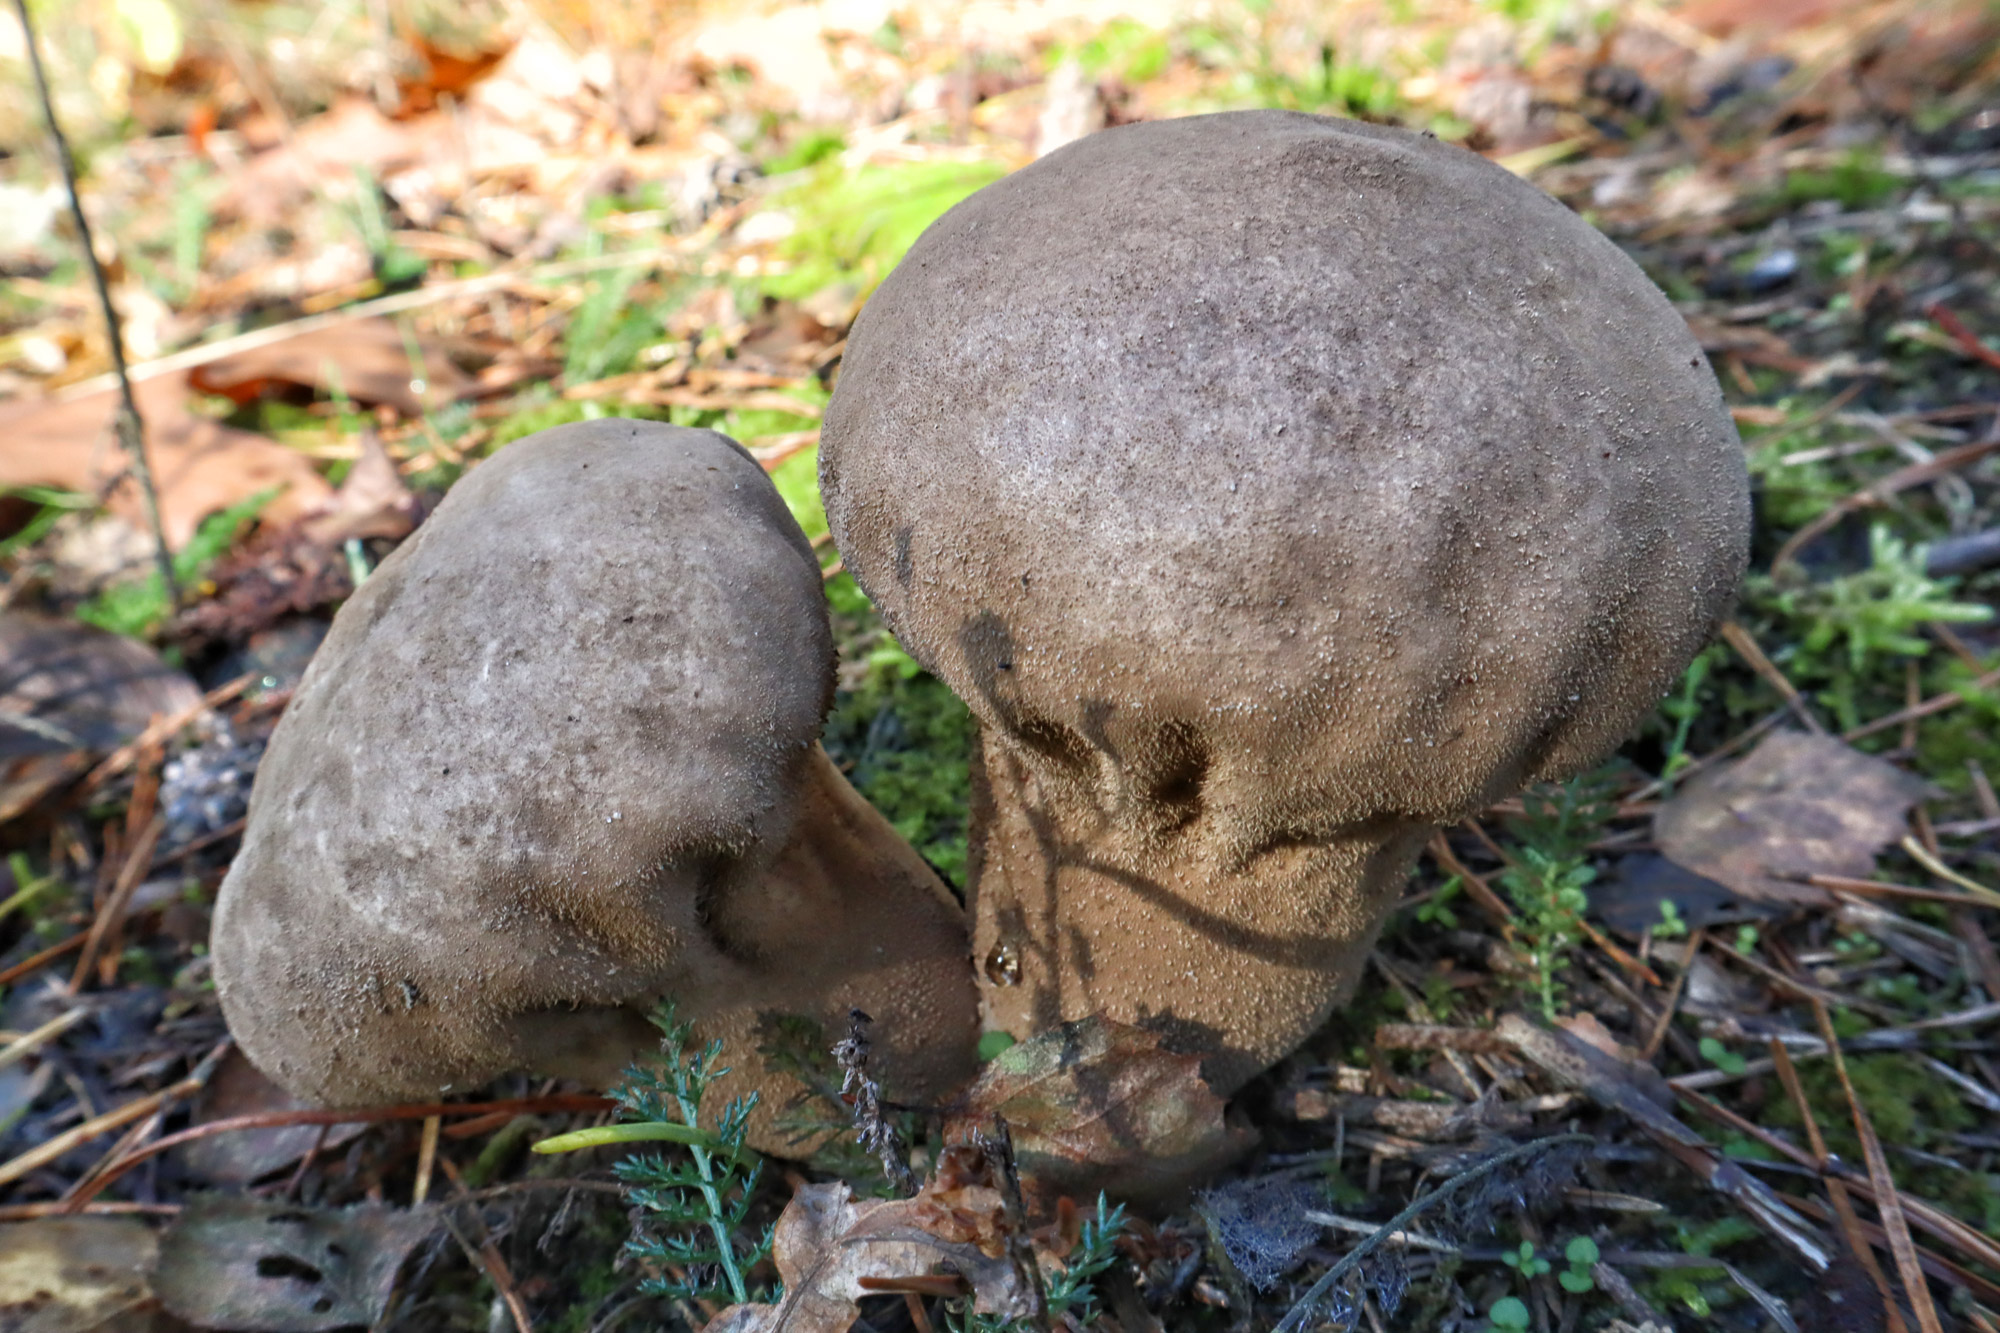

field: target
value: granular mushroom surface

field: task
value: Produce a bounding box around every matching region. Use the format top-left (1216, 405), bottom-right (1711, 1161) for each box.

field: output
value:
top-left (212, 420), bottom-right (977, 1140)
top-left (821, 111), bottom-right (1749, 1091)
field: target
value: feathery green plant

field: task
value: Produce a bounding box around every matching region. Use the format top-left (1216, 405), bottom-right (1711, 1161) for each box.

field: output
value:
top-left (945, 1194), bottom-right (1128, 1332)
top-left (534, 1003), bottom-right (772, 1306)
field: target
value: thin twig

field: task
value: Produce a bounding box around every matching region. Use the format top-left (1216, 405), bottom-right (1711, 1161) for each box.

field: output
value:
top-left (1845, 665), bottom-right (2000, 741)
top-left (0, 1039), bottom-right (228, 1188)
top-left (1273, 1134), bottom-right (1594, 1333)
top-left (62, 1092), bottom-right (614, 1209)
top-left (1769, 1038), bottom-right (1907, 1333)
top-left (12, 0), bottom-right (176, 606)
top-left (1813, 999), bottom-right (1944, 1333)
top-left (0, 932), bottom-right (88, 989)
top-left (1719, 620), bottom-right (1826, 735)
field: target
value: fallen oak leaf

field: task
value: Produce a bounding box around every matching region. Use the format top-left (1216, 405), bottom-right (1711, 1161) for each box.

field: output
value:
top-left (299, 428), bottom-right (419, 546)
top-left (0, 376), bottom-right (331, 548)
top-left (190, 318), bottom-right (475, 418)
top-left (947, 1016), bottom-right (1250, 1205)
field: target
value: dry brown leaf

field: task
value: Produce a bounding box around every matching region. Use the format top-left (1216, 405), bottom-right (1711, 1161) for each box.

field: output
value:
top-left (1653, 730), bottom-right (1934, 909)
top-left (174, 1051), bottom-right (366, 1187)
top-left (0, 611), bottom-right (201, 821)
top-left (0, 377), bottom-right (332, 549)
top-left (396, 32), bottom-right (518, 117)
top-left (189, 319), bottom-right (475, 418)
top-left (299, 429), bottom-right (419, 546)
top-left (705, 1179), bottom-right (1032, 1333)
top-left (215, 99), bottom-right (443, 226)
top-left (0, 1216), bottom-right (158, 1333)
top-left (947, 1017), bottom-right (1248, 1203)
top-left (153, 1197), bottom-right (438, 1332)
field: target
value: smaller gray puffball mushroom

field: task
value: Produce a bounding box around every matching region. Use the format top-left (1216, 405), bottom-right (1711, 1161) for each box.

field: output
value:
top-left (212, 420), bottom-right (977, 1145)
top-left (821, 111), bottom-right (1750, 1094)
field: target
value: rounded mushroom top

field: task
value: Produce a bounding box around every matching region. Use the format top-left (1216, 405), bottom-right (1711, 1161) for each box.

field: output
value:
top-left (823, 111), bottom-right (1749, 839)
top-left (213, 420), bottom-right (838, 1104)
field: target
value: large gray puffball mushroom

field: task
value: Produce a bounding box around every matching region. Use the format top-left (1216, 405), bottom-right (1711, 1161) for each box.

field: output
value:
top-left (212, 420), bottom-right (978, 1149)
top-left (820, 111), bottom-right (1749, 1095)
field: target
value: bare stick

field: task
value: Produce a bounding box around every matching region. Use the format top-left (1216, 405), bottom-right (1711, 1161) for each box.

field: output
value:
top-left (12, 0), bottom-right (178, 606)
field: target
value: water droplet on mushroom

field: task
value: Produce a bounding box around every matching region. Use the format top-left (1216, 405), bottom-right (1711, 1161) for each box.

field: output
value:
top-left (984, 942), bottom-right (1022, 987)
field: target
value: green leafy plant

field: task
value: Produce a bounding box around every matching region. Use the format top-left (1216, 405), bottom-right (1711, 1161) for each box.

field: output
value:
top-left (1559, 1236), bottom-right (1599, 1293)
top-left (1500, 1239), bottom-right (1550, 1279)
top-left (562, 251), bottom-right (659, 386)
top-left (1766, 527), bottom-right (1991, 670)
top-left (0, 485), bottom-right (92, 561)
top-left (534, 1003), bottom-right (771, 1305)
top-left (348, 166), bottom-right (427, 287)
top-left (1488, 1294), bottom-right (1531, 1330)
top-left (76, 487), bottom-right (278, 638)
top-left (1654, 899), bottom-right (1689, 939)
top-left (1655, 648), bottom-right (1716, 795)
top-left (1497, 773), bottom-right (1616, 1018)
top-left (0, 852), bottom-right (59, 927)
top-left (1416, 875), bottom-right (1463, 929)
top-left (1698, 1035), bottom-right (1748, 1076)
top-left (1750, 526), bottom-right (1992, 728)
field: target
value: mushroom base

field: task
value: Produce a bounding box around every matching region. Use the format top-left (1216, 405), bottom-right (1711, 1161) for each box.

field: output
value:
top-left (968, 729), bottom-right (1433, 1096)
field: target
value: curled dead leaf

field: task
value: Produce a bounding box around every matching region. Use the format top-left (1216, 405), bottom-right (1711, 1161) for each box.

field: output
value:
top-left (704, 1179), bottom-right (1032, 1333)
top-left (947, 1017), bottom-right (1249, 1204)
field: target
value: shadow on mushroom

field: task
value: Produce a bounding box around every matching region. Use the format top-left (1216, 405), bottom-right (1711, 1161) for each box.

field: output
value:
top-left (210, 420), bottom-right (979, 1151)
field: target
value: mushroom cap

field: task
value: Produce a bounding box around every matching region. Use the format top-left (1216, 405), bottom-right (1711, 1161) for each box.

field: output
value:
top-left (213, 419), bottom-right (975, 1120)
top-left (821, 111), bottom-right (1748, 1079)
top-left (825, 110), bottom-right (1746, 830)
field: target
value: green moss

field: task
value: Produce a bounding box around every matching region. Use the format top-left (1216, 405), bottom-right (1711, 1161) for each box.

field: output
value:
top-left (824, 656), bottom-right (975, 888)
top-left (1765, 1052), bottom-right (1973, 1177)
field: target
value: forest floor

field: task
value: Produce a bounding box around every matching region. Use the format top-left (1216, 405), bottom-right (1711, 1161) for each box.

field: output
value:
top-left (2, 0), bottom-right (2000, 1329)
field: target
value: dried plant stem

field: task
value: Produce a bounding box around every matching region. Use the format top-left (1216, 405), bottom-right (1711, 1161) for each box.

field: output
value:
top-left (11, 0), bottom-right (178, 607)
top-left (1812, 999), bottom-right (1945, 1333)
top-left (1769, 1038), bottom-right (1907, 1333)
top-left (1273, 1133), bottom-right (1593, 1333)
top-left (64, 1092), bottom-right (613, 1209)
top-left (0, 1039), bottom-right (227, 1188)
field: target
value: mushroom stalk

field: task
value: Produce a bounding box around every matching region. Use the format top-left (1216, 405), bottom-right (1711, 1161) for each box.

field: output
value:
top-left (972, 728), bottom-right (1434, 1091)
